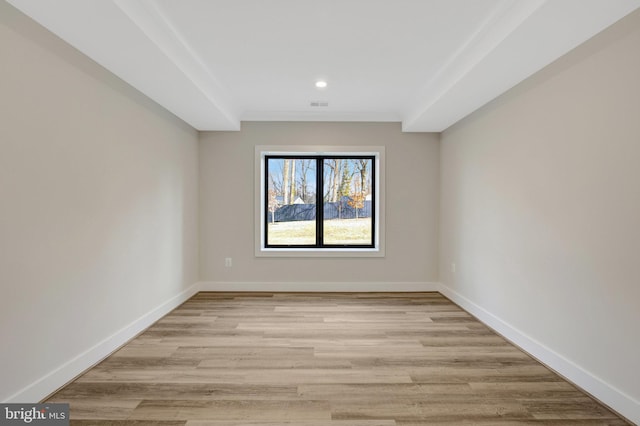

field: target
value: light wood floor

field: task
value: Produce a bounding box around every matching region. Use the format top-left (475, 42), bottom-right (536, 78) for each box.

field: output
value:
top-left (47, 292), bottom-right (629, 425)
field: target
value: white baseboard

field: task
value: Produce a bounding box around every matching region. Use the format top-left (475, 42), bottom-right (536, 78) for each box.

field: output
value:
top-left (5, 282), bottom-right (201, 403)
top-left (198, 281), bottom-right (440, 292)
top-left (438, 283), bottom-right (639, 425)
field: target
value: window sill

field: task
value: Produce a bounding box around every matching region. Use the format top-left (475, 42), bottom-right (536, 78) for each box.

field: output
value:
top-left (256, 247), bottom-right (384, 258)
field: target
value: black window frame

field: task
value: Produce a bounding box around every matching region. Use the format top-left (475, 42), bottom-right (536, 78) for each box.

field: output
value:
top-left (264, 154), bottom-right (376, 249)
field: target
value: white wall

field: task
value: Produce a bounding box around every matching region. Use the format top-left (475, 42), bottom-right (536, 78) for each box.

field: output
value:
top-left (200, 122), bottom-right (439, 290)
top-left (0, 2), bottom-right (199, 402)
top-left (440, 9), bottom-right (640, 423)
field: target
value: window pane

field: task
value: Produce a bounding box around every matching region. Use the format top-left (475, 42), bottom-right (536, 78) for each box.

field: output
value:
top-left (323, 158), bottom-right (373, 245)
top-left (266, 158), bottom-right (316, 245)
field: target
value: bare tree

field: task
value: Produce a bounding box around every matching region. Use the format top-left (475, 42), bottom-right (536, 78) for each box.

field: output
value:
top-left (338, 165), bottom-right (354, 198)
top-left (282, 159), bottom-right (291, 205)
top-left (336, 165), bottom-right (353, 219)
top-left (324, 159), bottom-right (343, 202)
top-left (332, 159), bottom-right (343, 202)
top-left (354, 159), bottom-right (370, 196)
top-left (269, 169), bottom-right (282, 197)
top-left (268, 188), bottom-right (279, 223)
top-left (324, 159), bottom-right (334, 202)
top-left (298, 159), bottom-right (314, 203)
top-left (290, 159), bottom-right (296, 202)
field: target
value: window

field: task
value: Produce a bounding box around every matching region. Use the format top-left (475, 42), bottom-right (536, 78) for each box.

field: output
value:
top-left (256, 146), bottom-right (384, 257)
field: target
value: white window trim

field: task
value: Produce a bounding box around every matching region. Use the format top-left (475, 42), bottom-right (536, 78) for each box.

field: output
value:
top-left (255, 145), bottom-right (385, 258)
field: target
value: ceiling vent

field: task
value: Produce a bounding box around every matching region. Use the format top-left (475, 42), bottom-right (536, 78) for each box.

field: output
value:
top-left (310, 101), bottom-right (329, 107)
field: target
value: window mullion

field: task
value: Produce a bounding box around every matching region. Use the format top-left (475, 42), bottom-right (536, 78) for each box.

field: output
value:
top-left (316, 157), bottom-right (323, 248)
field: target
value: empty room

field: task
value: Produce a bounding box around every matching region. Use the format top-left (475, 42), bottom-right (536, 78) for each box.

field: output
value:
top-left (1, 0), bottom-right (639, 424)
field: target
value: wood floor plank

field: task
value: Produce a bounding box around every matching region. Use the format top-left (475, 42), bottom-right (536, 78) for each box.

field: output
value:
top-left (185, 422), bottom-right (396, 426)
top-left (45, 292), bottom-right (630, 425)
top-left (297, 383), bottom-right (474, 400)
top-left (77, 367), bottom-right (414, 385)
top-left (71, 422), bottom-right (185, 426)
top-left (44, 398), bottom-right (142, 420)
top-left (129, 400), bottom-right (331, 421)
top-left (51, 383), bottom-right (300, 401)
top-left (330, 399), bottom-right (533, 421)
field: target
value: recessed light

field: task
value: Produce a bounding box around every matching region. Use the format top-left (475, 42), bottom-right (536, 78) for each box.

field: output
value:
top-left (315, 80), bottom-right (327, 89)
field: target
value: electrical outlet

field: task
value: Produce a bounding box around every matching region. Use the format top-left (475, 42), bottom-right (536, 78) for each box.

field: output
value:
top-left (225, 257), bottom-right (232, 267)
top-left (451, 262), bottom-right (456, 273)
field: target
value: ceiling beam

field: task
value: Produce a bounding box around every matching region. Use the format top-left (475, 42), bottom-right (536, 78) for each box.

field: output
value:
top-left (112, 0), bottom-right (240, 130)
top-left (402, 0), bottom-right (640, 132)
